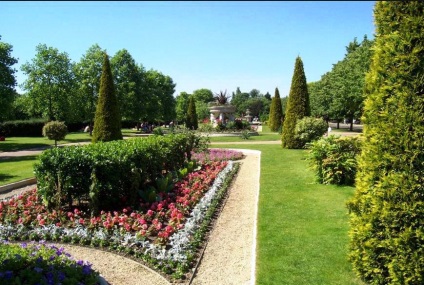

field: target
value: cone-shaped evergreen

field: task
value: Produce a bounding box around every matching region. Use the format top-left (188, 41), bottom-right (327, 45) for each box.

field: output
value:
top-left (281, 56), bottom-right (310, 148)
top-left (185, 96), bottom-right (198, 130)
top-left (268, 87), bottom-right (283, 132)
top-left (92, 53), bottom-right (122, 142)
top-left (347, 2), bottom-right (424, 284)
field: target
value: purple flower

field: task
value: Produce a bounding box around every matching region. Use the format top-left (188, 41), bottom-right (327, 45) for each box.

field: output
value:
top-left (34, 267), bottom-right (43, 273)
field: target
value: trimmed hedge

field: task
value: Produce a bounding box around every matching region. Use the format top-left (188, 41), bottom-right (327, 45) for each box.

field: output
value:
top-left (0, 119), bottom-right (46, 137)
top-left (35, 133), bottom-right (204, 214)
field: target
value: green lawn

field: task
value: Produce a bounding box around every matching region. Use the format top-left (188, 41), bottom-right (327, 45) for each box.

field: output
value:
top-left (0, 155), bottom-right (40, 185)
top-left (210, 142), bottom-right (364, 285)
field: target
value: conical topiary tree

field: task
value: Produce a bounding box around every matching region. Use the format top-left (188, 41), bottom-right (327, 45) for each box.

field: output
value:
top-left (347, 2), bottom-right (424, 284)
top-left (281, 56), bottom-right (310, 148)
top-left (92, 53), bottom-right (122, 143)
top-left (268, 87), bottom-right (283, 132)
top-left (185, 96), bottom-right (198, 130)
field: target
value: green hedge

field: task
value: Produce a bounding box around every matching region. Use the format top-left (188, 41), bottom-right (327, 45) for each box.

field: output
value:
top-left (0, 119), bottom-right (47, 137)
top-left (35, 133), bottom-right (203, 214)
top-left (307, 135), bottom-right (362, 186)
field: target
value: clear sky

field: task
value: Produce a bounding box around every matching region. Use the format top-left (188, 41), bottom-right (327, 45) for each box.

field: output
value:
top-left (1, 1), bottom-right (376, 97)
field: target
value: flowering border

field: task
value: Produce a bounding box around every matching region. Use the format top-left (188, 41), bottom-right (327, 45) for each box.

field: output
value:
top-left (0, 160), bottom-right (239, 281)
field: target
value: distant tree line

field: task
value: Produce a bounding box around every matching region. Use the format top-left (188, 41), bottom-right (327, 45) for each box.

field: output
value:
top-left (0, 40), bottom-right (176, 126)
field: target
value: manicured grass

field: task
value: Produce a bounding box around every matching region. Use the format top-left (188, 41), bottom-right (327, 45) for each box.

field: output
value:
top-left (208, 132), bottom-right (280, 142)
top-left (0, 132), bottom-right (92, 152)
top-left (210, 143), bottom-right (364, 285)
top-left (0, 155), bottom-right (40, 185)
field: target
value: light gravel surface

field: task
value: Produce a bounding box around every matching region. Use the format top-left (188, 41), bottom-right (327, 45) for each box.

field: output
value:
top-left (0, 149), bottom-right (261, 285)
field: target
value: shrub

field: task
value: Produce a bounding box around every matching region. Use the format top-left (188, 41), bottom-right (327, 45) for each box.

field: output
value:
top-left (268, 87), bottom-right (283, 132)
top-left (347, 2), bottom-right (424, 284)
top-left (185, 96), bottom-right (198, 130)
top-left (197, 123), bottom-right (214, 133)
top-left (92, 53), bottom-right (122, 143)
top-left (152, 126), bottom-right (164, 136)
top-left (240, 130), bottom-right (251, 140)
top-left (294, 117), bottom-right (327, 148)
top-left (35, 132), bottom-right (206, 214)
top-left (307, 135), bottom-right (362, 186)
top-left (42, 121), bottom-right (68, 147)
top-left (282, 56), bottom-right (311, 149)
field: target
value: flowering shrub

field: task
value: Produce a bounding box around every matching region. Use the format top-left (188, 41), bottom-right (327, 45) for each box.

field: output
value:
top-left (0, 240), bottom-right (99, 284)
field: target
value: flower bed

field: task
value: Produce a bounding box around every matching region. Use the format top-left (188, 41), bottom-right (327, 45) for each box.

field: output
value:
top-left (0, 148), bottom-right (243, 281)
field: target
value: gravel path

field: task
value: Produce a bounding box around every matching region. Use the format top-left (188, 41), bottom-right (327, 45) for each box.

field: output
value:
top-left (0, 149), bottom-right (261, 285)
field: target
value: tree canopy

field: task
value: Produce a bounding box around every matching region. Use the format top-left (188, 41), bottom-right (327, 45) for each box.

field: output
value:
top-left (0, 36), bottom-right (18, 122)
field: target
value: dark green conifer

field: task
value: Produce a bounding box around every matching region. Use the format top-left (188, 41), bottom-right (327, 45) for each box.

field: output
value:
top-left (281, 56), bottom-right (310, 148)
top-left (268, 87), bottom-right (283, 132)
top-left (347, 2), bottom-right (424, 284)
top-left (92, 53), bottom-right (122, 142)
top-left (185, 96), bottom-right (198, 130)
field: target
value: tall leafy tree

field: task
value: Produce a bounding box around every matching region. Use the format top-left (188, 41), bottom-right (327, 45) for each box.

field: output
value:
top-left (347, 2), bottom-right (424, 284)
top-left (175, 91), bottom-right (190, 124)
top-left (330, 36), bottom-right (374, 130)
top-left (74, 44), bottom-right (105, 130)
top-left (192, 88), bottom-right (214, 103)
top-left (92, 53), bottom-right (122, 142)
top-left (0, 35), bottom-right (18, 122)
top-left (144, 69), bottom-right (176, 123)
top-left (21, 44), bottom-right (76, 122)
top-left (268, 88), bottom-right (283, 132)
top-left (111, 49), bottom-right (146, 122)
top-left (185, 96), bottom-right (198, 130)
top-left (281, 56), bottom-right (310, 149)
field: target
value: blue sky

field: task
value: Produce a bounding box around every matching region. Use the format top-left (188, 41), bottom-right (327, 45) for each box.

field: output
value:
top-left (1, 1), bottom-right (376, 97)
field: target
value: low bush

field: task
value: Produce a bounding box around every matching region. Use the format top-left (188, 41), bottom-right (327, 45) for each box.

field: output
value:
top-left (294, 116), bottom-right (327, 148)
top-left (307, 135), bottom-right (362, 186)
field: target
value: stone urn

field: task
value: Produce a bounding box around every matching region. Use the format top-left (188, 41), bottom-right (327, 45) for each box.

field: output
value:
top-left (208, 90), bottom-right (236, 127)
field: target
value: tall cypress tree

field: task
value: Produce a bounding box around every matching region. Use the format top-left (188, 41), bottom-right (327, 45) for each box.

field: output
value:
top-left (92, 53), bottom-right (122, 142)
top-left (281, 56), bottom-right (310, 148)
top-left (347, 2), bottom-right (424, 284)
top-left (268, 87), bottom-right (283, 132)
top-left (185, 96), bottom-right (198, 130)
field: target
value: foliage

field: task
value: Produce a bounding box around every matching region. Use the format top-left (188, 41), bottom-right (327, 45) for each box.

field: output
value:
top-left (294, 116), bottom-right (327, 148)
top-left (240, 130), bottom-right (251, 140)
top-left (152, 126), bottom-right (164, 136)
top-left (185, 96), bottom-right (198, 130)
top-left (0, 35), bottom-right (18, 122)
top-left (309, 36), bottom-right (374, 129)
top-left (307, 135), bottom-right (362, 185)
top-left (42, 121), bottom-right (68, 147)
top-left (144, 69), bottom-right (176, 123)
top-left (347, 2), bottom-right (424, 284)
top-left (213, 90), bottom-right (230, 105)
top-left (34, 133), bottom-right (204, 213)
top-left (193, 88), bottom-right (214, 103)
top-left (268, 87), bottom-right (283, 132)
top-left (92, 53), bottom-right (123, 143)
top-left (73, 44), bottom-right (105, 128)
top-left (175, 92), bottom-right (190, 124)
top-left (0, 119), bottom-right (46, 137)
top-left (110, 49), bottom-right (147, 122)
top-left (281, 56), bottom-right (310, 149)
top-left (21, 44), bottom-right (77, 122)
top-left (230, 87), bottom-right (271, 118)
top-left (0, 241), bottom-right (99, 285)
